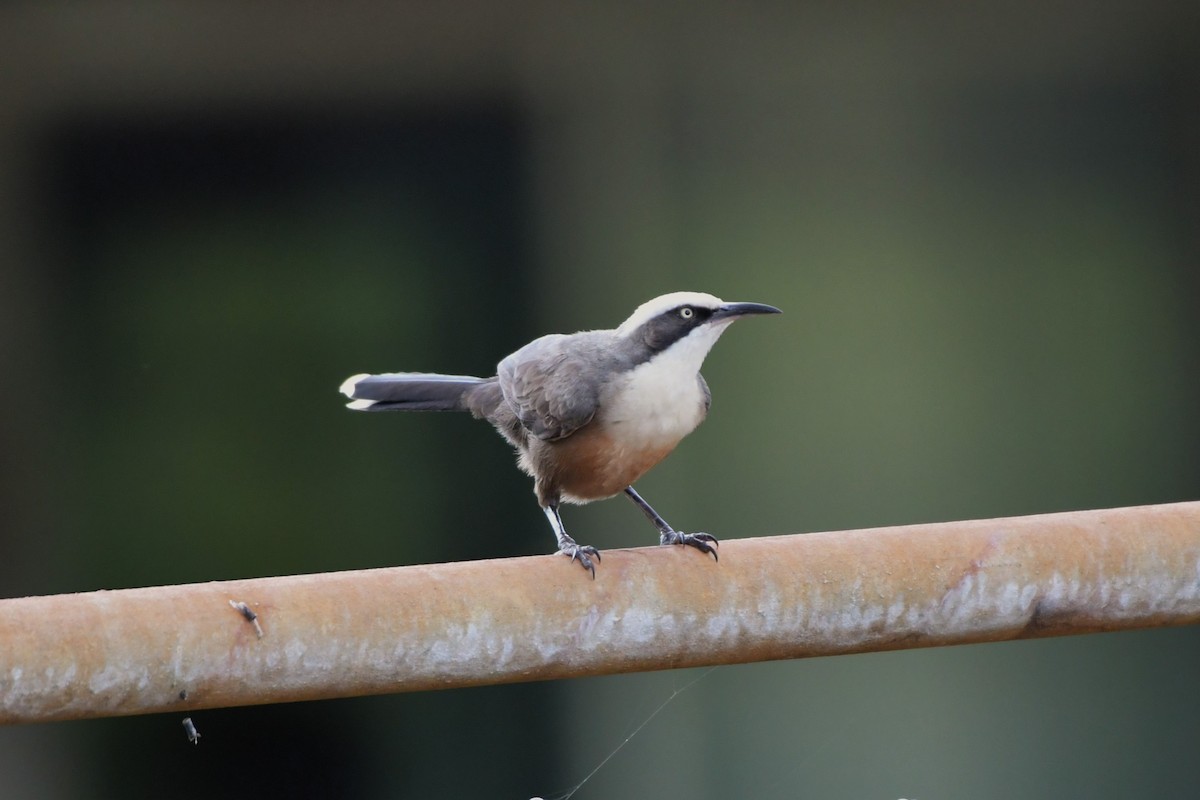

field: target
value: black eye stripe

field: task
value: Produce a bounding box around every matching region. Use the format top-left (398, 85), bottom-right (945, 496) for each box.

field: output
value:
top-left (640, 304), bottom-right (713, 352)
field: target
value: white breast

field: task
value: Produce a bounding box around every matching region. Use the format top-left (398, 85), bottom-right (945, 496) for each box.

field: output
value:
top-left (601, 320), bottom-right (734, 447)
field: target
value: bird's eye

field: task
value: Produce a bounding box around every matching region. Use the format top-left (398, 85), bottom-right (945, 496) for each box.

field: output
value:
top-left (679, 307), bottom-right (694, 319)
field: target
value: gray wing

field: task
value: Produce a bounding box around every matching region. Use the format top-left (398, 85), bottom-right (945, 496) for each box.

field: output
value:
top-left (497, 332), bottom-right (612, 441)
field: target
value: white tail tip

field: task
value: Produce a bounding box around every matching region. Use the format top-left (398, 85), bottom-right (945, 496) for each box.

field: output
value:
top-left (339, 373), bottom-right (370, 398)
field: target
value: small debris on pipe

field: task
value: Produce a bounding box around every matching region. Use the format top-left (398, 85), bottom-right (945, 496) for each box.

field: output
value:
top-left (228, 600), bottom-right (264, 639)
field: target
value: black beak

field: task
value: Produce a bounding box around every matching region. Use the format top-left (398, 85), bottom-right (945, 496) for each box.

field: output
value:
top-left (713, 301), bottom-right (783, 321)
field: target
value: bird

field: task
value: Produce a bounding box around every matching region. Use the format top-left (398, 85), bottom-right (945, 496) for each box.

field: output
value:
top-left (339, 291), bottom-right (781, 577)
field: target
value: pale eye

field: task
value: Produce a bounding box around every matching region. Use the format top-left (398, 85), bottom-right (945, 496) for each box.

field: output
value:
top-left (679, 307), bottom-right (694, 319)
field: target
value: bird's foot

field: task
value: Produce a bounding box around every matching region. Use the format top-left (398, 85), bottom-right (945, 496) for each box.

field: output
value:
top-left (660, 530), bottom-right (719, 561)
top-left (557, 538), bottom-right (601, 578)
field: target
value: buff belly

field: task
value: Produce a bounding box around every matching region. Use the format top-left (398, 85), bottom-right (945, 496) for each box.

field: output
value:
top-left (549, 427), bottom-right (680, 502)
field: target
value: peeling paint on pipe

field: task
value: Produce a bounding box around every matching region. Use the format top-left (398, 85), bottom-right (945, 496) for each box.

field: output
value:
top-left (2, 501), bottom-right (1199, 724)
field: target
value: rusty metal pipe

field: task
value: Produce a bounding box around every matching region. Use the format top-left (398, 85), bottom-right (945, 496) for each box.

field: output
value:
top-left (2, 501), bottom-right (1199, 724)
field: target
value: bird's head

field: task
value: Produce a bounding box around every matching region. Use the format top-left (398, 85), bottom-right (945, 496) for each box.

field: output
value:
top-left (616, 291), bottom-right (781, 364)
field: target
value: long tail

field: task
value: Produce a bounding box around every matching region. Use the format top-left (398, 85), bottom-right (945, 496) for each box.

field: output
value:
top-left (339, 372), bottom-right (488, 412)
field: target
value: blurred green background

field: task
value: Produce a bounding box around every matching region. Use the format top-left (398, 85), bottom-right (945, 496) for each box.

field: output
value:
top-left (1, 3), bottom-right (1198, 798)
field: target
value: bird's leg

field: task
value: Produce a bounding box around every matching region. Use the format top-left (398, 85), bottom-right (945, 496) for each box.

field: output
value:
top-left (543, 504), bottom-right (600, 578)
top-left (623, 486), bottom-right (718, 561)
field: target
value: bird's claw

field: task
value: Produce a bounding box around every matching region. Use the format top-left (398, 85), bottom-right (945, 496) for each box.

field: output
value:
top-left (660, 530), bottom-right (719, 561)
top-left (558, 541), bottom-right (601, 578)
